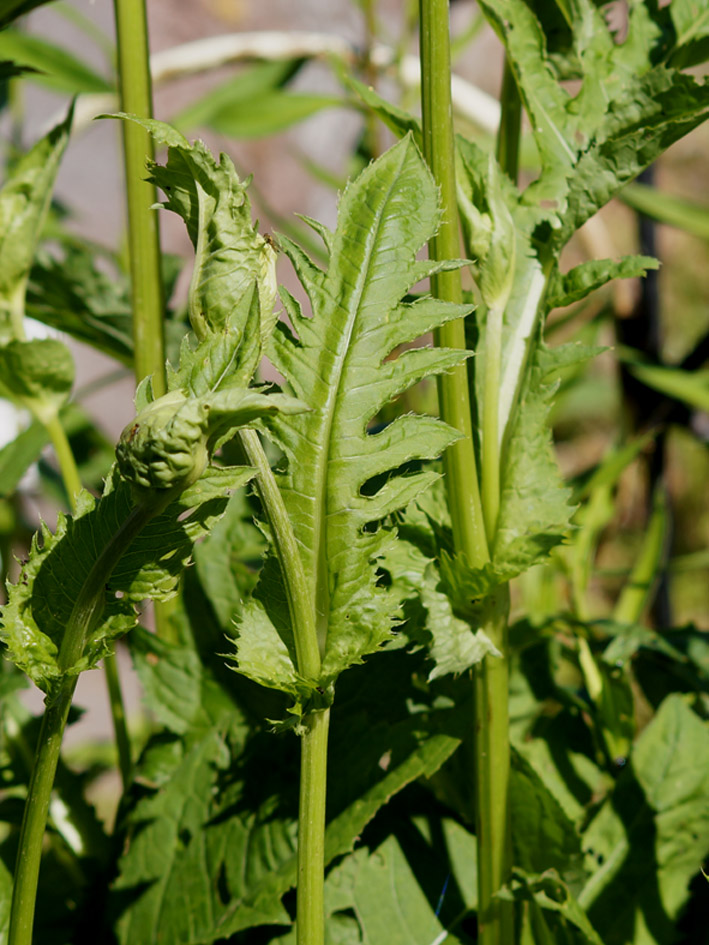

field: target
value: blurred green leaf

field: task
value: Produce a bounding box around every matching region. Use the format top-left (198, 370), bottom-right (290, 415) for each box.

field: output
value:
top-left (175, 80), bottom-right (343, 139)
top-left (0, 30), bottom-right (111, 93)
top-left (0, 337), bottom-right (74, 423)
top-left (624, 358), bottom-right (709, 413)
top-left (621, 182), bottom-right (709, 241)
top-left (0, 414), bottom-right (46, 496)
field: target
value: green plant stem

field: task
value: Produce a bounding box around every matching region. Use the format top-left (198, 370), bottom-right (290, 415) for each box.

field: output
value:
top-left (473, 52), bottom-right (523, 945)
top-left (614, 484), bottom-right (668, 624)
top-left (418, 0), bottom-right (488, 569)
top-left (8, 676), bottom-right (78, 945)
top-left (113, 0), bottom-right (166, 400)
top-left (104, 647), bottom-right (132, 790)
top-left (113, 0), bottom-right (172, 643)
top-left (43, 414), bottom-right (82, 511)
top-left (238, 429), bottom-right (326, 945)
top-left (474, 585), bottom-right (513, 945)
top-left (496, 58), bottom-right (521, 183)
top-left (238, 429), bottom-right (321, 677)
top-left (8, 498), bottom-right (158, 945)
top-left (296, 708), bottom-right (330, 945)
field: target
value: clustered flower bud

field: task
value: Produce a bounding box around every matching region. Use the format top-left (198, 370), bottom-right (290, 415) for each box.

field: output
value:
top-left (116, 390), bottom-right (210, 494)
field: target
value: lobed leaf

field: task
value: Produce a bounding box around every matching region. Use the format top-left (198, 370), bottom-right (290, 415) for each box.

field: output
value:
top-left (232, 135), bottom-right (473, 701)
top-left (547, 255), bottom-right (659, 309)
top-left (0, 465), bottom-right (253, 694)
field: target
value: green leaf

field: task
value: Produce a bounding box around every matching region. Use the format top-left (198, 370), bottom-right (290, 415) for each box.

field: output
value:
top-left (0, 30), bottom-right (112, 94)
top-left (0, 105), bottom-right (72, 340)
top-left (510, 748), bottom-right (585, 883)
top-left (620, 182), bottom-right (709, 241)
top-left (109, 115), bottom-right (278, 347)
top-left (231, 136), bottom-right (472, 702)
top-left (343, 74), bottom-right (423, 146)
top-left (315, 834), bottom-right (465, 945)
top-left (557, 68), bottom-right (709, 244)
top-left (0, 337), bottom-right (74, 423)
top-left (493, 341), bottom-right (594, 577)
top-left (193, 487), bottom-right (267, 629)
top-left (0, 465), bottom-right (253, 694)
top-left (379, 511), bottom-right (501, 678)
top-left (0, 414), bottom-right (47, 496)
top-left (26, 245), bottom-right (135, 366)
top-left (547, 255), bottom-right (659, 309)
top-left (172, 59), bottom-right (304, 130)
top-left (623, 358), bottom-right (709, 413)
top-left (178, 87), bottom-right (343, 139)
top-left (579, 695), bottom-right (709, 944)
top-left (668, 0), bottom-right (709, 68)
top-left (114, 644), bottom-right (463, 943)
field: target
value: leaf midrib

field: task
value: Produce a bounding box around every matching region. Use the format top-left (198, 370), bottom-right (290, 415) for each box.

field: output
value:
top-left (309, 146), bottom-right (408, 644)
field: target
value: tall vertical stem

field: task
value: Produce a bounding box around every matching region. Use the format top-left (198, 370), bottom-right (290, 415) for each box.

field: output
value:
top-left (418, 0), bottom-right (488, 568)
top-left (296, 708), bottom-right (330, 945)
top-left (113, 0), bottom-right (173, 642)
top-left (238, 429), bottom-right (326, 945)
top-left (473, 586), bottom-right (513, 945)
top-left (474, 54), bottom-right (522, 945)
top-left (113, 0), bottom-right (166, 400)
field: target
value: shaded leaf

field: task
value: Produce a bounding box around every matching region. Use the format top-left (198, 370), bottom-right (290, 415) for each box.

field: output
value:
top-left (580, 695), bottom-right (709, 944)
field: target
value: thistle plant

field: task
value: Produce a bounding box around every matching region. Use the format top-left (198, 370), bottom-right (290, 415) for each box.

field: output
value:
top-left (1, 2), bottom-right (709, 944)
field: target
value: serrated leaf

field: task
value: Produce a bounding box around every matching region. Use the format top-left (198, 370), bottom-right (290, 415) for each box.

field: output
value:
top-left (230, 136), bottom-right (472, 701)
top-left (0, 337), bottom-right (74, 423)
top-left (579, 695), bottom-right (709, 944)
top-left (493, 341), bottom-right (596, 576)
top-left (0, 106), bottom-right (72, 341)
top-left (547, 255), bottom-right (660, 309)
top-left (0, 465), bottom-right (253, 693)
top-left (114, 644), bottom-right (463, 944)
